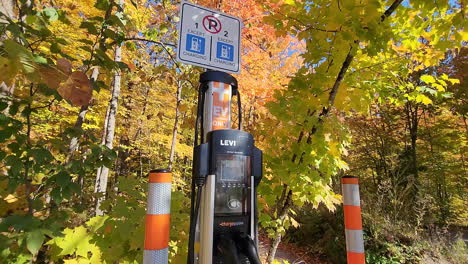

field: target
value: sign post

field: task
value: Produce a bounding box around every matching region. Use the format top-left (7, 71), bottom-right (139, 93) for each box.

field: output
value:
top-left (177, 1), bottom-right (242, 74)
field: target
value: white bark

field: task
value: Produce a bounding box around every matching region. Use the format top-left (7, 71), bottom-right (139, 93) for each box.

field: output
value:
top-left (0, 0), bottom-right (15, 22)
top-left (0, 0), bottom-right (16, 113)
top-left (94, 0), bottom-right (125, 216)
top-left (68, 68), bottom-right (99, 155)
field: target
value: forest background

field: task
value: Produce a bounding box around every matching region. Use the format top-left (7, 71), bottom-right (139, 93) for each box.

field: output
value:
top-left (0, 0), bottom-right (466, 263)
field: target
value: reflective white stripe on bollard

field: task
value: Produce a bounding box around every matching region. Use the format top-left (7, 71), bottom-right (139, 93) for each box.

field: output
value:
top-left (342, 176), bottom-right (365, 264)
top-left (144, 170), bottom-right (172, 264)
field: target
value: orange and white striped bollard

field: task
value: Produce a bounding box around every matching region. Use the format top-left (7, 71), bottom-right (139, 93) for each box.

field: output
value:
top-left (144, 169), bottom-right (172, 264)
top-left (342, 175), bottom-right (365, 264)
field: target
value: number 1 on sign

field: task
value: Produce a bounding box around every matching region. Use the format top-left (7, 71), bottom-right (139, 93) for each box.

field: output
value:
top-left (195, 22), bottom-right (198, 29)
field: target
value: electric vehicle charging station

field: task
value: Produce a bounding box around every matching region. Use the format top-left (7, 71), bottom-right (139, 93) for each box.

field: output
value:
top-left (188, 71), bottom-right (263, 264)
top-left (174, 2), bottom-right (263, 262)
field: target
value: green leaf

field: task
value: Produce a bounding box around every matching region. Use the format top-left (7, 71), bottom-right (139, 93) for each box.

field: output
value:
top-left (3, 39), bottom-right (36, 74)
top-left (79, 39), bottom-right (94, 45)
top-left (56, 171), bottom-right (70, 187)
top-left (86, 216), bottom-right (109, 233)
top-left (33, 55), bottom-right (47, 64)
top-left (0, 101), bottom-right (8, 111)
top-left (159, 25), bottom-right (168, 34)
top-left (29, 148), bottom-right (54, 164)
top-left (26, 230), bottom-right (45, 255)
top-left (50, 42), bottom-right (61, 54)
top-left (42, 8), bottom-right (59, 22)
top-left (0, 215), bottom-right (40, 232)
top-left (53, 226), bottom-right (90, 256)
top-left (79, 21), bottom-right (99, 35)
top-left (94, 0), bottom-right (110, 11)
top-left (108, 14), bottom-right (126, 28)
top-left (5, 155), bottom-right (23, 176)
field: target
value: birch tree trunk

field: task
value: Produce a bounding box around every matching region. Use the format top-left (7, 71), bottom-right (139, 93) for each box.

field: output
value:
top-left (94, 0), bottom-right (124, 215)
top-left (0, 0), bottom-right (16, 113)
top-left (68, 68), bottom-right (99, 155)
top-left (169, 80), bottom-right (183, 170)
top-left (0, 0), bottom-right (15, 22)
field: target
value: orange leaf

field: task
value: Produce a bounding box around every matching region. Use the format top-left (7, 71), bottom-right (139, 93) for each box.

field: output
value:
top-left (38, 65), bottom-right (68, 90)
top-left (57, 58), bottom-right (73, 74)
top-left (126, 61), bottom-right (136, 72)
top-left (58, 71), bottom-right (92, 106)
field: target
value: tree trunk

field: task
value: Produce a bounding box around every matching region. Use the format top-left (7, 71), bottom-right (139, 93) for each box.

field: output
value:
top-left (267, 190), bottom-right (293, 264)
top-left (114, 81), bottom-right (134, 179)
top-left (68, 68), bottom-right (99, 155)
top-left (0, 0), bottom-right (16, 113)
top-left (94, 0), bottom-right (124, 215)
top-left (405, 102), bottom-right (420, 194)
top-left (0, 0), bottom-right (15, 22)
top-left (169, 80), bottom-right (183, 170)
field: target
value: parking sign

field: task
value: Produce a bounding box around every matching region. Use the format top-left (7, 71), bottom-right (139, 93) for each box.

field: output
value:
top-left (177, 1), bottom-right (242, 74)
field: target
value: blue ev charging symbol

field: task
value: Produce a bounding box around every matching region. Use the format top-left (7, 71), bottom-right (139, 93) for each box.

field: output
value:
top-left (216, 42), bottom-right (234, 62)
top-left (186, 34), bottom-right (205, 55)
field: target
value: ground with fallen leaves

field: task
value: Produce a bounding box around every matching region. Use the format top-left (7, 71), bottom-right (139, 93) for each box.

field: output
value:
top-left (258, 234), bottom-right (331, 264)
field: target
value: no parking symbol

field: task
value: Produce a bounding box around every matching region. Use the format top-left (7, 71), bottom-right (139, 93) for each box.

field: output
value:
top-left (203, 15), bottom-right (222, 34)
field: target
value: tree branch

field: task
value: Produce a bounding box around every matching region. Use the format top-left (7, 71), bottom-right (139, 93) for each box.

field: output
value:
top-left (328, 44), bottom-right (355, 106)
top-left (296, 0), bottom-right (405, 161)
top-left (381, 0), bottom-right (404, 22)
top-left (303, 26), bottom-right (339, 33)
top-left (125, 37), bottom-right (182, 71)
top-left (123, 37), bottom-right (176, 47)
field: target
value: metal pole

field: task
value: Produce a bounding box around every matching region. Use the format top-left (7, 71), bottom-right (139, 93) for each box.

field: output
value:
top-left (342, 175), bottom-right (365, 264)
top-left (144, 169), bottom-right (172, 264)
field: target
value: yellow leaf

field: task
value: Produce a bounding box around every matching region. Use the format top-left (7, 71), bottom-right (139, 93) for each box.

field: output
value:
top-left (433, 83), bottom-right (445, 92)
top-left (421, 75), bottom-right (435, 84)
top-left (290, 217), bottom-right (300, 228)
top-left (4, 194), bottom-right (18, 203)
top-left (63, 259), bottom-right (79, 264)
top-left (0, 56), bottom-right (19, 86)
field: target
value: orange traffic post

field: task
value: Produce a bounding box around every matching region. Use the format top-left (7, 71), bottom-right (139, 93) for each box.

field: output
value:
top-left (144, 169), bottom-right (172, 264)
top-left (342, 175), bottom-right (365, 264)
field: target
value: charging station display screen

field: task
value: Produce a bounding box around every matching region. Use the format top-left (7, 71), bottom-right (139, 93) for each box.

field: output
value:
top-left (218, 156), bottom-right (248, 182)
top-left (215, 154), bottom-right (251, 215)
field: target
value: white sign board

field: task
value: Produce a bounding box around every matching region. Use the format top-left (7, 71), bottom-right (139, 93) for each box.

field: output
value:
top-left (177, 1), bottom-right (242, 74)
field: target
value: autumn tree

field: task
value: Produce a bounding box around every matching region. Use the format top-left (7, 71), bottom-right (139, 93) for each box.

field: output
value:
top-left (259, 0), bottom-right (466, 261)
